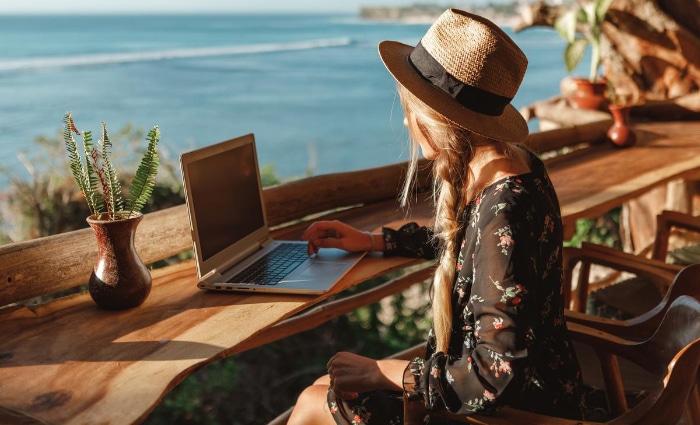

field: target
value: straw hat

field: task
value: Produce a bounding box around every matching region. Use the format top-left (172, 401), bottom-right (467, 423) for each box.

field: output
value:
top-left (379, 8), bottom-right (529, 143)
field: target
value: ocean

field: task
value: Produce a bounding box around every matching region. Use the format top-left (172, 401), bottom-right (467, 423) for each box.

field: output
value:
top-left (0, 13), bottom-right (568, 189)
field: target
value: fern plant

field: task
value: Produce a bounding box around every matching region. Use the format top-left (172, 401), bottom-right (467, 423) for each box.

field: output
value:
top-left (64, 112), bottom-right (160, 221)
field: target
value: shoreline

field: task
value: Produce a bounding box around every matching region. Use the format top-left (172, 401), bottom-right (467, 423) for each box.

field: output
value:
top-left (359, 4), bottom-right (522, 28)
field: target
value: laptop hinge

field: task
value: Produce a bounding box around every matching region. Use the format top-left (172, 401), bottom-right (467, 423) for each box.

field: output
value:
top-left (201, 237), bottom-right (274, 285)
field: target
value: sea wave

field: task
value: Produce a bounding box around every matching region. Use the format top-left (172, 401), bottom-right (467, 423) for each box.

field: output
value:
top-left (0, 37), bottom-right (354, 72)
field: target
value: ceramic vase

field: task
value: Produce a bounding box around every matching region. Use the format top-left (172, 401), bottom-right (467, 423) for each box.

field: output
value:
top-left (86, 212), bottom-right (151, 309)
top-left (607, 104), bottom-right (636, 148)
top-left (566, 77), bottom-right (608, 111)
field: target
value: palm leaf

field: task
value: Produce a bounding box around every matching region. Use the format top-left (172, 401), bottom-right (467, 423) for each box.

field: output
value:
top-left (126, 126), bottom-right (160, 217)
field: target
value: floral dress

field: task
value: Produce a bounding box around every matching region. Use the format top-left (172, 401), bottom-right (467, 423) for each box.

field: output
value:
top-left (328, 151), bottom-right (585, 424)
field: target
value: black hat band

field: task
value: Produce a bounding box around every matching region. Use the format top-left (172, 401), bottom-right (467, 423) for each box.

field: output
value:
top-left (408, 42), bottom-right (512, 116)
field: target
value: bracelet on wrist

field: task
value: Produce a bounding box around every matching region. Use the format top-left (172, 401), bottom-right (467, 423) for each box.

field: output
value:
top-left (365, 231), bottom-right (375, 252)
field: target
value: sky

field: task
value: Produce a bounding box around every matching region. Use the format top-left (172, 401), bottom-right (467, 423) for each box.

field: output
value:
top-left (0, 0), bottom-right (501, 15)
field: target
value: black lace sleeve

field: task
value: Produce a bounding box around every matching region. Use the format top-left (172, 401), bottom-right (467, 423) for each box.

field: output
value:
top-left (382, 222), bottom-right (437, 260)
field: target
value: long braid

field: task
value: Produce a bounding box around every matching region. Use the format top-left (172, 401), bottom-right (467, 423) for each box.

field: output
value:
top-left (397, 84), bottom-right (474, 353)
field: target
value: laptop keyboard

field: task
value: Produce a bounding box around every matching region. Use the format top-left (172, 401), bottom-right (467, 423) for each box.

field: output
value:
top-left (228, 243), bottom-right (309, 285)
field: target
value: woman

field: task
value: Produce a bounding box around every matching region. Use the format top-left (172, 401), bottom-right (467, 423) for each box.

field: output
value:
top-left (289, 9), bottom-right (584, 424)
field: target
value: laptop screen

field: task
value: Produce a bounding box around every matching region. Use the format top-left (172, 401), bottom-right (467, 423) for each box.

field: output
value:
top-left (183, 137), bottom-right (265, 262)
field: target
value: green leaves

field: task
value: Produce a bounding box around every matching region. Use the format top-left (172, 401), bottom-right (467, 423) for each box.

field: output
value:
top-left (554, 0), bottom-right (614, 82)
top-left (99, 122), bottom-right (124, 219)
top-left (562, 38), bottom-right (589, 74)
top-left (126, 126), bottom-right (160, 218)
top-left (64, 112), bottom-right (101, 215)
top-left (63, 112), bottom-right (160, 221)
top-left (554, 7), bottom-right (578, 44)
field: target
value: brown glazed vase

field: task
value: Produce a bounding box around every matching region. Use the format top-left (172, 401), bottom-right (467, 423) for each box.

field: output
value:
top-left (86, 212), bottom-right (151, 309)
top-left (607, 104), bottom-right (637, 148)
top-left (566, 77), bottom-right (609, 111)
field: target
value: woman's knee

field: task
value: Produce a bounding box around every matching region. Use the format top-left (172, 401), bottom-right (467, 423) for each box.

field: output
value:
top-left (314, 373), bottom-right (330, 385)
top-left (288, 385), bottom-right (333, 425)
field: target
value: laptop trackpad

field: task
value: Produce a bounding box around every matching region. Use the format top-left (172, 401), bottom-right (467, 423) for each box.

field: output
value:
top-left (300, 260), bottom-right (346, 277)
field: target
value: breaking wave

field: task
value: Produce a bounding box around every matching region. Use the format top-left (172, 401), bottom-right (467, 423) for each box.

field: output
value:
top-left (0, 37), bottom-right (354, 72)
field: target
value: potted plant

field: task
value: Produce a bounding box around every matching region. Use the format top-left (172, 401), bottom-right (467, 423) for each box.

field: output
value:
top-left (555, 0), bottom-right (614, 110)
top-left (64, 112), bottom-right (160, 309)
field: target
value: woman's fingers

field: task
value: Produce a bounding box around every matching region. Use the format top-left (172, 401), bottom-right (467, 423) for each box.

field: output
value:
top-left (301, 221), bottom-right (341, 241)
top-left (302, 221), bottom-right (367, 254)
top-left (326, 352), bottom-right (377, 395)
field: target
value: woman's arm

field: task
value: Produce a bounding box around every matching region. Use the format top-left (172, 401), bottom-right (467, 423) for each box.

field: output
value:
top-left (302, 220), bottom-right (437, 259)
top-left (412, 208), bottom-right (539, 415)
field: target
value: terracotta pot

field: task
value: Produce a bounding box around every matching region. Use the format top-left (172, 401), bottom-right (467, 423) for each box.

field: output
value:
top-left (607, 104), bottom-right (636, 148)
top-left (86, 212), bottom-right (152, 309)
top-left (566, 77), bottom-right (608, 111)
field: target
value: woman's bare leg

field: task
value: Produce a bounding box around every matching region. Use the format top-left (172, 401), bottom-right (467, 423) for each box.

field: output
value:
top-left (288, 384), bottom-right (335, 425)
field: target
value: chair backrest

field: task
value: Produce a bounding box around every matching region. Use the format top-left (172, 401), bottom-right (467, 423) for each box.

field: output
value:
top-left (562, 242), bottom-right (680, 313)
top-left (572, 295), bottom-right (700, 424)
top-left (565, 262), bottom-right (700, 341)
top-left (625, 263), bottom-right (700, 336)
top-left (618, 295), bottom-right (700, 424)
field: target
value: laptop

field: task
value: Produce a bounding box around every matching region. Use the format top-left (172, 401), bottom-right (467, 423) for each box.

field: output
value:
top-left (180, 133), bottom-right (365, 294)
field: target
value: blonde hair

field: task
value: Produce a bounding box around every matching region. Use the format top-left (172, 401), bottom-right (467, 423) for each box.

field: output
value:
top-left (397, 84), bottom-right (507, 353)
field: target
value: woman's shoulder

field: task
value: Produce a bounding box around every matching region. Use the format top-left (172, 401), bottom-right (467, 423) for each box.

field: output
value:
top-left (472, 169), bottom-right (555, 221)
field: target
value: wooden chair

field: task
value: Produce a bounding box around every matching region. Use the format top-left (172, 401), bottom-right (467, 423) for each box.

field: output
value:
top-left (565, 263), bottom-right (700, 340)
top-left (563, 210), bottom-right (700, 317)
top-left (652, 209), bottom-right (700, 265)
top-left (563, 242), bottom-right (681, 314)
top-left (565, 264), bottom-right (700, 424)
top-left (413, 295), bottom-right (700, 425)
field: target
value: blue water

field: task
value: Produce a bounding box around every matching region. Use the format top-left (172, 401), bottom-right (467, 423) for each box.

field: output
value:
top-left (0, 14), bottom-right (568, 189)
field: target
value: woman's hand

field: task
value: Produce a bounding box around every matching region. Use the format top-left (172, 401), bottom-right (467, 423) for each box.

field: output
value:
top-left (326, 352), bottom-right (379, 400)
top-left (326, 352), bottom-right (407, 400)
top-left (301, 220), bottom-right (374, 255)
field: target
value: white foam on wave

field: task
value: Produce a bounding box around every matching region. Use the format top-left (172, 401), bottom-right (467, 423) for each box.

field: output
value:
top-left (0, 37), bottom-right (353, 72)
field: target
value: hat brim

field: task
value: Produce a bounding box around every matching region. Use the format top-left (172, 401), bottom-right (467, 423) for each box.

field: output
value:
top-left (379, 40), bottom-right (528, 143)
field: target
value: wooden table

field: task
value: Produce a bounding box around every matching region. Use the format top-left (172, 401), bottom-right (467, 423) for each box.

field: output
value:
top-left (544, 121), bottom-right (700, 238)
top-left (0, 258), bottom-right (426, 425)
top-left (0, 199), bottom-right (434, 425)
top-left (2, 120), bottom-right (700, 424)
